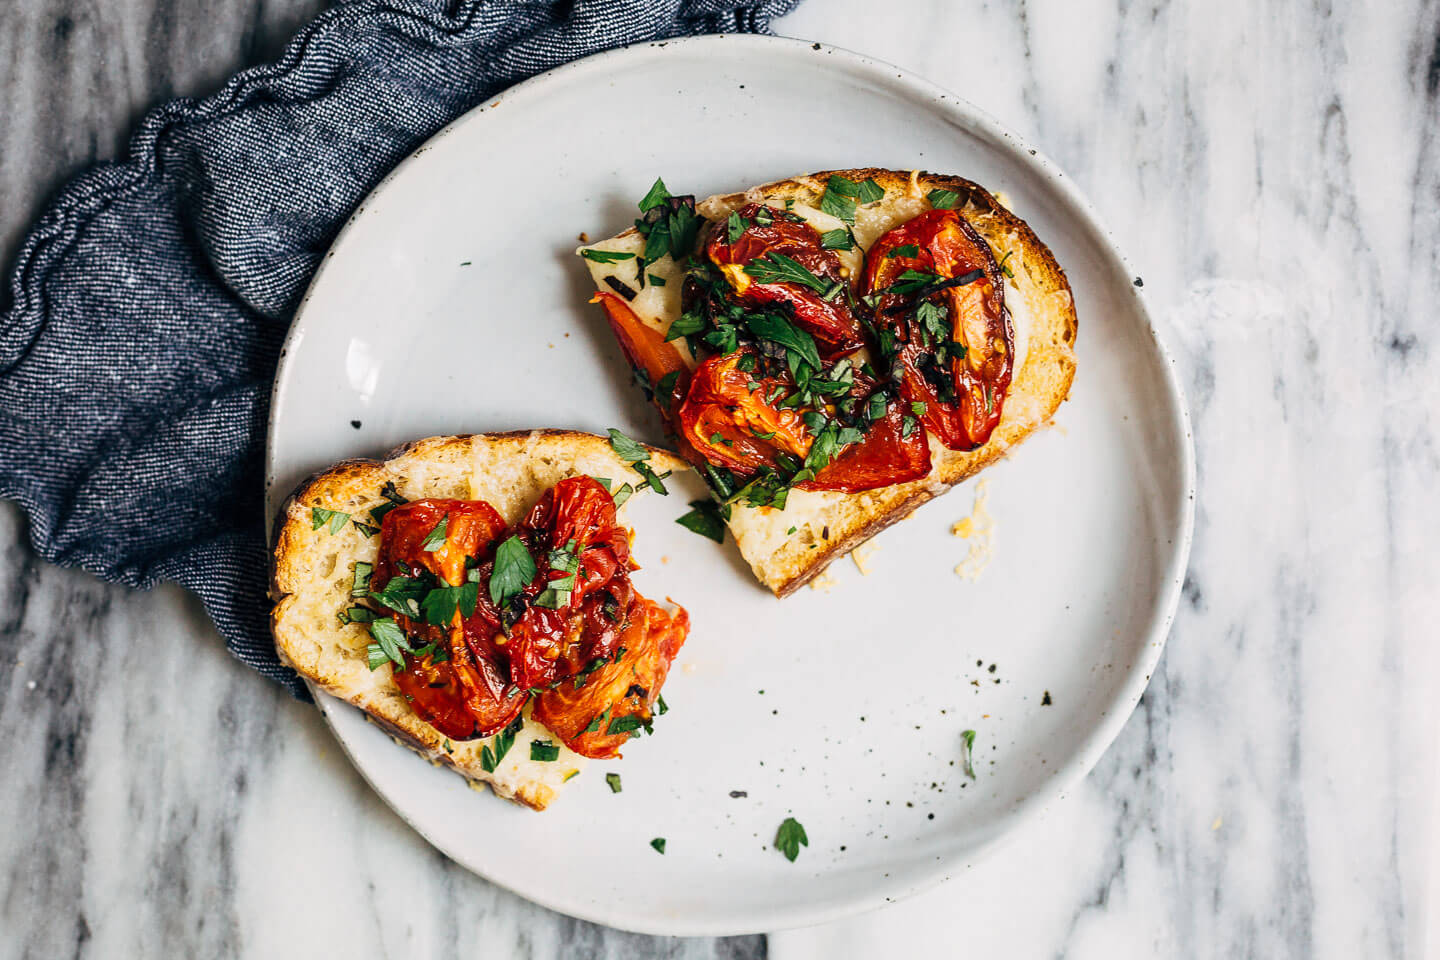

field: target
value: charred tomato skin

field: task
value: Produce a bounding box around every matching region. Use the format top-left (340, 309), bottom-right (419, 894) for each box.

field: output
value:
top-left (503, 476), bottom-right (635, 691)
top-left (863, 208), bottom-right (1013, 450)
top-left (674, 347), bottom-right (930, 493)
top-left (375, 499), bottom-right (523, 739)
top-left (706, 203), bottom-right (865, 359)
top-left (532, 598), bottom-right (690, 759)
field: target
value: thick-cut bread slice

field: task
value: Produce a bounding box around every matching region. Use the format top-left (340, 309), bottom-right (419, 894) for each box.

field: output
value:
top-left (269, 429), bottom-right (687, 810)
top-left (578, 168), bottom-right (1078, 596)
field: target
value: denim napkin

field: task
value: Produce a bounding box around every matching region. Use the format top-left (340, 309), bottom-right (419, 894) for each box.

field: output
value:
top-left (0, 0), bottom-right (801, 698)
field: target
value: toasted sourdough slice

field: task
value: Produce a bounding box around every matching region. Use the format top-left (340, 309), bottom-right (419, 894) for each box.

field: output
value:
top-left (270, 430), bottom-right (688, 810)
top-left (578, 168), bottom-right (1078, 596)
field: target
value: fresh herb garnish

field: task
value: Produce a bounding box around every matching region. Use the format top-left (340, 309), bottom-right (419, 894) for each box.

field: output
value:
top-left (341, 606), bottom-right (377, 624)
top-left (665, 310), bottom-right (706, 342)
top-left (726, 211), bottom-right (747, 245)
top-left (820, 175), bottom-right (884, 222)
top-left (311, 507), bottom-right (350, 535)
top-left (650, 837), bottom-right (666, 854)
top-left (530, 739), bottom-right (561, 762)
top-left (743, 253), bottom-right (830, 295)
top-left (887, 268), bottom-right (941, 296)
top-left (633, 462), bottom-right (670, 495)
top-left (606, 772), bottom-right (623, 793)
top-left (775, 817), bottom-right (809, 862)
top-left (927, 188), bottom-right (960, 210)
top-left (369, 481), bottom-right (408, 525)
top-left (610, 482), bottom-right (635, 507)
top-left (676, 499), bottom-right (727, 543)
top-left (915, 300), bottom-right (948, 342)
top-left (819, 228), bottom-right (853, 251)
top-left (997, 249), bottom-right (1015, 279)
top-left (351, 561), bottom-right (373, 597)
top-left (638, 177), bottom-right (671, 212)
top-left (960, 729), bottom-right (978, 779)
top-left (607, 427), bottom-right (650, 463)
top-left (369, 574), bottom-right (429, 618)
top-left (581, 249), bottom-right (637, 264)
top-left (745, 312), bottom-right (822, 372)
top-left (911, 401), bottom-right (928, 416)
top-left (648, 273), bottom-right (667, 286)
top-left (606, 714), bottom-right (644, 736)
top-left (886, 244), bottom-right (919, 259)
top-left (480, 715), bottom-right (524, 772)
top-left (489, 535), bottom-right (536, 608)
top-left (420, 515), bottom-right (448, 552)
top-left (351, 520), bottom-right (381, 538)
top-left (366, 618), bottom-right (413, 671)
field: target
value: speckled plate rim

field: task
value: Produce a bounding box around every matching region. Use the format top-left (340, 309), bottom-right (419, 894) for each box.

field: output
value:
top-left (264, 33), bottom-right (1196, 936)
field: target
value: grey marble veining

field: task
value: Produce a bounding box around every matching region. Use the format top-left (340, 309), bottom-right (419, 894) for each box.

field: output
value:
top-left (1, 0), bottom-right (1436, 957)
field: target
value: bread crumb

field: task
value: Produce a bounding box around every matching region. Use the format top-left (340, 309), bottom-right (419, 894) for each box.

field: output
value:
top-left (661, 555), bottom-right (670, 564)
top-left (851, 542), bottom-right (880, 575)
top-left (952, 479), bottom-right (995, 580)
top-left (1211, 817), bottom-right (1223, 831)
top-left (578, 232), bottom-right (590, 243)
top-left (682, 662), bottom-right (698, 675)
top-left (809, 569), bottom-right (839, 592)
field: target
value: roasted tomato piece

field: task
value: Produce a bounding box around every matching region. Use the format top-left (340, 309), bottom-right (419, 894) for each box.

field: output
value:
top-left (504, 476), bottom-right (637, 691)
top-left (809, 400), bottom-right (931, 493)
top-left (375, 499), bottom-right (523, 739)
top-left (676, 348), bottom-right (931, 493)
top-left (591, 291), bottom-right (690, 413)
top-left (863, 209), bottom-right (1013, 450)
top-left (675, 348), bottom-right (811, 476)
top-left (706, 203), bottom-right (865, 358)
top-left (532, 597), bottom-right (690, 759)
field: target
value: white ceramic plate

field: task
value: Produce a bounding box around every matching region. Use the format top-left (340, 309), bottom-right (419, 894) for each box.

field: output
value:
top-left (265, 35), bottom-right (1193, 936)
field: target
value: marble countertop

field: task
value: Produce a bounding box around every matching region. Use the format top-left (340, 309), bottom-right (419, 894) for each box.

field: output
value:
top-left (1, 0), bottom-right (1435, 957)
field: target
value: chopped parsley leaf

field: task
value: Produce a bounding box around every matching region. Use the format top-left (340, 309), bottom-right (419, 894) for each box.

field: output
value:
top-left (726, 211), bottom-right (747, 245)
top-left (351, 561), bottom-right (373, 597)
top-left (775, 817), bottom-right (809, 862)
top-left (745, 312), bottom-right (822, 373)
top-left (819, 228), bottom-right (853, 251)
top-left (606, 772), bottom-right (623, 793)
top-left (530, 740), bottom-right (561, 762)
top-left (638, 177), bottom-right (671, 212)
top-left (607, 427), bottom-right (651, 463)
top-left (927, 188), bottom-right (960, 210)
top-left (420, 515), bottom-right (449, 552)
top-left (960, 729), bottom-right (978, 779)
top-left (743, 253), bottom-right (830, 295)
top-left (606, 714), bottom-right (644, 736)
top-left (581, 249), bottom-right (637, 264)
top-left (480, 715), bottom-right (524, 772)
top-left (367, 618), bottom-right (413, 671)
top-left (311, 507), bottom-right (350, 535)
top-left (676, 499), bottom-right (727, 543)
top-left (489, 535), bottom-right (536, 608)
